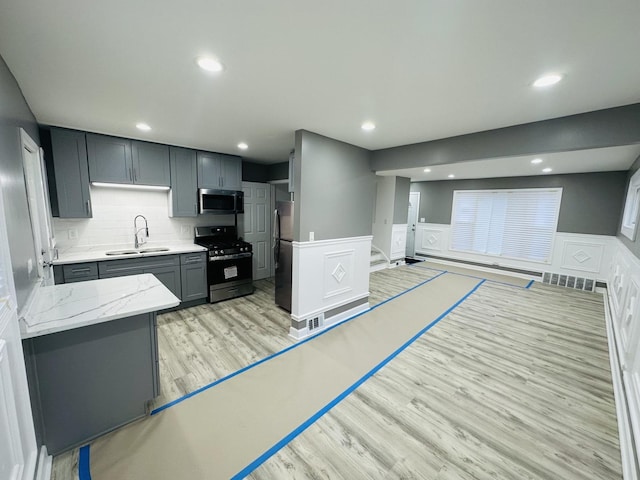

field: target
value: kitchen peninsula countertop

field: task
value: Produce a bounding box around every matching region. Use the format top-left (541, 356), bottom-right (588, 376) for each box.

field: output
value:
top-left (20, 274), bottom-right (180, 339)
top-left (52, 241), bottom-right (207, 265)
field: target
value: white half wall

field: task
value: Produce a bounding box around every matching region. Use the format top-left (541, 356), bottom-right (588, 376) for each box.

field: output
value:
top-left (291, 236), bottom-right (372, 338)
top-left (607, 238), bottom-right (640, 480)
top-left (415, 222), bottom-right (615, 281)
top-left (390, 224), bottom-right (407, 261)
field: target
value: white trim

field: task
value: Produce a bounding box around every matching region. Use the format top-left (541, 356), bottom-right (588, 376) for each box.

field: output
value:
top-left (290, 292), bottom-right (370, 322)
top-left (293, 235), bottom-right (373, 248)
top-left (35, 446), bottom-right (52, 480)
top-left (622, 169), bottom-right (640, 241)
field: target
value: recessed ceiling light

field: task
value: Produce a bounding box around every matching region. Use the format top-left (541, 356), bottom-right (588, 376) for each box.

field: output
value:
top-left (533, 74), bottom-right (563, 88)
top-left (423, 168), bottom-right (431, 173)
top-left (531, 158), bottom-right (543, 164)
top-left (136, 123), bottom-right (151, 131)
top-left (542, 167), bottom-right (553, 173)
top-left (448, 174), bottom-right (455, 178)
top-left (237, 142), bottom-right (248, 150)
top-left (361, 122), bottom-right (376, 131)
top-left (197, 56), bottom-right (224, 73)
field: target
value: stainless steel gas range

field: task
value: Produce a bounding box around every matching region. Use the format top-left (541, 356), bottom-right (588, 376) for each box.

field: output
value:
top-left (194, 226), bottom-right (254, 303)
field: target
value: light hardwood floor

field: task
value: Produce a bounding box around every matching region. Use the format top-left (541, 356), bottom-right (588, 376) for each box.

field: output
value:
top-left (51, 266), bottom-right (621, 479)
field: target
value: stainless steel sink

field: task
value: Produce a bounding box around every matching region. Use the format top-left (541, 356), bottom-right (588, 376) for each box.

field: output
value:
top-left (104, 247), bottom-right (171, 256)
top-left (105, 249), bottom-right (139, 256)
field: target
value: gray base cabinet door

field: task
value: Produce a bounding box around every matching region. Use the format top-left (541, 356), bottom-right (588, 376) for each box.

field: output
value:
top-left (180, 253), bottom-right (207, 301)
top-left (87, 133), bottom-right (133, 184)
top-left (132, 141), bottom-right (170, 186)
top-left (145, 265), bottom-right (182, 300)
top-left (169, 147), bottom-right (198, 217)
top-left (49, 128), bottom-right (92, 218)
top-left (23, 313), bottom-right (158, 455)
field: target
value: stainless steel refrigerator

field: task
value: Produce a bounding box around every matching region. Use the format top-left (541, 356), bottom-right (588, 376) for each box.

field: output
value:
top-left (274, 201), bottom-right (294, 312)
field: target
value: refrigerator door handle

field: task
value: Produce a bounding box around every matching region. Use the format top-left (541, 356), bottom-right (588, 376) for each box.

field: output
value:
top-left (273, 209), bottom-right (280, 266)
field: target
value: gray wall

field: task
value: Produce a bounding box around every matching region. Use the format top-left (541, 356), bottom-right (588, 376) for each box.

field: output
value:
top-left (410, 171), bottom-right (627, 236)
top-left (393, 177), bottom-right (411, 224)
top-left (372, 103), bottom-right (640, 171)
top-left (0, 54), bottom-right (40, 309)
top-left (618, 155), bottom-right (640, 258)
top-left (294, 130), bottom-right (375, 242)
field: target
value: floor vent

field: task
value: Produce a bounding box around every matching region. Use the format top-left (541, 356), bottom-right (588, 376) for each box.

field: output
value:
top-left (307, 314), bottom-right (324, 331)
top-left (542, 272), bottom-right (596, 292)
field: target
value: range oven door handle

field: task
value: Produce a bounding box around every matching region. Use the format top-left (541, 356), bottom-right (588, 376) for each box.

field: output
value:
top-left (209, 252), bottom-right (252, 262)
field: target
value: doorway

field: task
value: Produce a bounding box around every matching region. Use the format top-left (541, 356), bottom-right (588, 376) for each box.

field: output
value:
top-left (405, 191), bottom-right (420, 257)
top-left (20, 129), bottom-right (54, 284)
top-left (241, 182), bottom-right (272, 281)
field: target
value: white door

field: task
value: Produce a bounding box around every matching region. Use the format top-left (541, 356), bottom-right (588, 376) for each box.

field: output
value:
top-left (20, 129), bottom-right (55, 284)
top-left (406, 192), bottom-right (420, 257)
top-left (0, 174), bottom-right (42, 480)
top-left (242, 182), bottom-right (272, 281)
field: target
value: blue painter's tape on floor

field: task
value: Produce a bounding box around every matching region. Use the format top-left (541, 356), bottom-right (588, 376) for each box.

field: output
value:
top-left (150, 270), bottom-right (448, 416)
top-left (526, 279), bottom-right (534, 289)
top-left (231, 279), bottom-right (486, 479)
top-left (79, 445), bottom-right (92, 480)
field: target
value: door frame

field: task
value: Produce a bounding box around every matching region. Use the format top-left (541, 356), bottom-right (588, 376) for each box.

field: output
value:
top-left (406, 191), bottom-right (420, 257)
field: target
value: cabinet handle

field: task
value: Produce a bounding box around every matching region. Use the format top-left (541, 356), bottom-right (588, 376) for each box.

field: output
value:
top-left (72, 268), bottom-right (92, 273)
top-left (133, 169), bottom-right (137, 182)
top-left (129, 167), bottom-right (132, 181)
top-left (86, 200), bottom-right (91, 215)
top-left (186, 256), bottom-right (200, 263)
top-left (194, 204), bottom-right (197, 214)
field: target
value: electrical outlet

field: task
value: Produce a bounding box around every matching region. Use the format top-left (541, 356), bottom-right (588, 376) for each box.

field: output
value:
top-left (68, 228), bottom-right (78, 240)
top-left (309, 231), bottom-right (314, 241)
top-left (180, 225), bottom-right (192, 236)
top-left (420, 217), bottom-right (425, 223)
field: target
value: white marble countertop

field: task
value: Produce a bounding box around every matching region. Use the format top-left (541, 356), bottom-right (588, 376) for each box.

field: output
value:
top-left (53, 241), bottom-right (207, 265)
top-left (20, 274), bottom-right (180, 339)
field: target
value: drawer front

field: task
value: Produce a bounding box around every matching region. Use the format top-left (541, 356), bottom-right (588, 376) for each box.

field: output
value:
top-left (62, 262), bottom-right (98, 281)
top-left (180, 252), bottom-right (206, 265)
top-left (99, 255), bottom-right (179, 276)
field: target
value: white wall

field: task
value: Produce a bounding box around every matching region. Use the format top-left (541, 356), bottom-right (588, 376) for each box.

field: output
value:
top-left (372, 176), bottom-right (394, 258)
top-left (53, 187), bottom-right (235, 248)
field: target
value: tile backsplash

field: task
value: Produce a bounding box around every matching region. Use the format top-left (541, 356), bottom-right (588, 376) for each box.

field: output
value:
top-left (53, 187), bottom-right (236, 248)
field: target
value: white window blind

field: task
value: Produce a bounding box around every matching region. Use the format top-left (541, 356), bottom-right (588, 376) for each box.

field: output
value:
top-left (450, 188), bottom-right (562, 263)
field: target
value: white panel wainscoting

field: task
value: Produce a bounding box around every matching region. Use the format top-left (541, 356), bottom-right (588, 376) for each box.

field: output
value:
top-left (415, 223), bottom-right (615, 282)
top-left (607, 238), bottom-right (640, 480)
top-left (291, 236), bottom-right (372, 339)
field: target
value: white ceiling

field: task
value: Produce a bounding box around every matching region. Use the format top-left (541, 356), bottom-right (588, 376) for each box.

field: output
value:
top-left (378, 145), bottom-right (640, 182)
top-left (0, 1), bottom-right (639, 167)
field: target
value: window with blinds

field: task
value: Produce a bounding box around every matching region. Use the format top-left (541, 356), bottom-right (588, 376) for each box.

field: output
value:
top-left (450, 188), bottom-right (562, 263)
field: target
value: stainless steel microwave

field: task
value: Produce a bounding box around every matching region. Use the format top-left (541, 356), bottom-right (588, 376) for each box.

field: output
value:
top-left (198, 189), bottom-right (244, 215)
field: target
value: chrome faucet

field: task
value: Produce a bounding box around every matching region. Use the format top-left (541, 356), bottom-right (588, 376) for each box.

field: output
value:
top-left (134, 215), bottom-right (149, 248)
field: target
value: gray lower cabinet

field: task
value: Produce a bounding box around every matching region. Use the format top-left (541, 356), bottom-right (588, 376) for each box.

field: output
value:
top-left (169, 147), bottom-right (198, 217)
top-left (197, 151), bottom-right (242, 190)
top-left (49, 128), bottom-right (92, 218)
top-left (55, 253), bottom-right (208, 304)
top-left (98, 255), bottom-right (182, 300)
top-left (23, 313), bottom-right (159, 455)
top-left (180, 252), bottom-right (207, 301)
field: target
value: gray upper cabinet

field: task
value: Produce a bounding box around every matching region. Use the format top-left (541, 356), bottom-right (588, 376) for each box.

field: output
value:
top-left (86, 133), bottom-right (133, 184)
top-left (87, 134), bottom-right (170, 187)
top-left (197, 151), bottom-right (242, 190)
top-left (131, 141), bottom-right (170, 186)
top-left (49, 128), bottom-right (92, 218)
top-left (169, 147), bottom-right (198, 217)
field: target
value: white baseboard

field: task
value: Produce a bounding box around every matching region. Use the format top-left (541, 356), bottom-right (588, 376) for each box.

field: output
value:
top-left (289, 303), bottom-right (370, 341)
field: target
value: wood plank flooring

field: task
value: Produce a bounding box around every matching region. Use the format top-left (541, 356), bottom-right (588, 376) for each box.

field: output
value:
top-left (51, 267), bottom-right (621, 479)
top-left (249, 282), bottom-right (620, 479)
